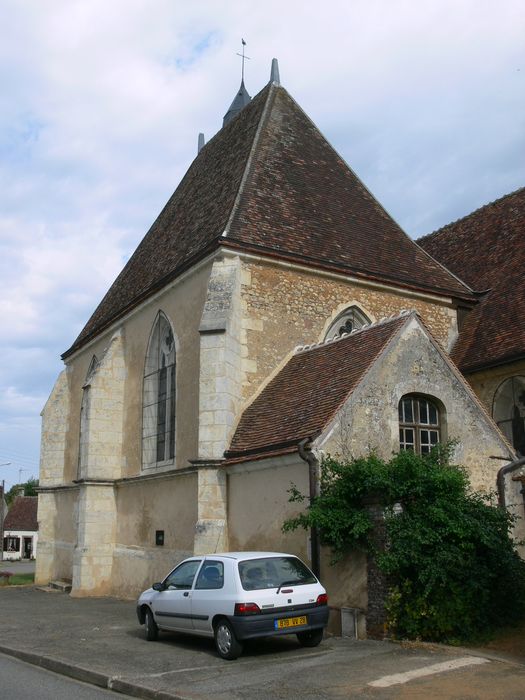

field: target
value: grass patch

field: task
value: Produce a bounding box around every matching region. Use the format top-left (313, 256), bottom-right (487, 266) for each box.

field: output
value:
top-left (0, 573), bottom-right (35, 586)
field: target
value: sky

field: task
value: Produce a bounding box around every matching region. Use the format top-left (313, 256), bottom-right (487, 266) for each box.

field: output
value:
top-left (0, 0), bottom-right (524, 492)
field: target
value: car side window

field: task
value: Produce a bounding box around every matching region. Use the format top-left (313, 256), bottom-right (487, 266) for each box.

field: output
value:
top-left (164, 560), bottom-right (201, 589)
top-left (195, 561), bottom-right (224, 590)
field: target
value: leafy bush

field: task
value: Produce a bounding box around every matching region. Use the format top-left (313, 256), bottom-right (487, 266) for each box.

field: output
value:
top-left (283, 447), bottom-right (525, 643)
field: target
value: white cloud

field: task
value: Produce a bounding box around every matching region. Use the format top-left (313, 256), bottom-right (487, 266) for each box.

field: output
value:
top-left (0, 0), bottom-right (524, 475)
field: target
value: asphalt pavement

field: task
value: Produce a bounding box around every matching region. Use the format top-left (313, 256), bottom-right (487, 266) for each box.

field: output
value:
top-left (0, 586), bottom-right (523, 700)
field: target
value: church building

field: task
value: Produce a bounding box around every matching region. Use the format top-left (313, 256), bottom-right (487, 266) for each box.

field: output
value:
top-left (36, 61), bottom-right (522, 633)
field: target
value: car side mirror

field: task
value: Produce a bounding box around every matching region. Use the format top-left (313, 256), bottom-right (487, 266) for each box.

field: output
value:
top-left (152, 582), bottom-right (165, 592)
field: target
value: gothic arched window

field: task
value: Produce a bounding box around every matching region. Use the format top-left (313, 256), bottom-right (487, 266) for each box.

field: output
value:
top-left (143, 313), bottom-right (176, 468)
top-left (493, 376), bottom-right (525, 456)
top-left (325, 306), bottom-right (370, 340)
top-left (399, 395), bottom-right (442, 455)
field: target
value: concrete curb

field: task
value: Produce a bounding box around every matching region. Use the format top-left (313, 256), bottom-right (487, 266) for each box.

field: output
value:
top-left (0, 644), bottom-right (110, 687)
top-left (0, 644), bottom-right (187, 700)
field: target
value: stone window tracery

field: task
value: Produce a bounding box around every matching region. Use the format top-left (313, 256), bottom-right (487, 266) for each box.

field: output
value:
top-left (143, 313), bottom-right (176, 468)
top-left (399, 395), bottom-right (441, 455)
top-left (325, 306), bottom-right (370, 340)
top-left (493, 376), bottom-right (525, 456)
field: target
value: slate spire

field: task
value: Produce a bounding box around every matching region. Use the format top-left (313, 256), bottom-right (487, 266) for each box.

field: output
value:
top-left (223, 39), bottom-right (252, 127)
top-left (223, 79), bottom-right (252, 127)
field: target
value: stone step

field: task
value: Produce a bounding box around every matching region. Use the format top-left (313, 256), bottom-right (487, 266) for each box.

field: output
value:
top-left (48, 579), bottom-right (72, 593)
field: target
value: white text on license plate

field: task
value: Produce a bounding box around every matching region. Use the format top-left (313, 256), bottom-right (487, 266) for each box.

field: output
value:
top-left (275, 615), bottom-right (307, 629)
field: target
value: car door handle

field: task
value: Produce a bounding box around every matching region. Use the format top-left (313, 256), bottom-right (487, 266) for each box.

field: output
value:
top-left (183, 592), bottom-right (189, 597)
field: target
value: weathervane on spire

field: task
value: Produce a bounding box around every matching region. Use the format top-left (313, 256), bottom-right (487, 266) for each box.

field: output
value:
top-left (236, 38), bottom-right (250, 83)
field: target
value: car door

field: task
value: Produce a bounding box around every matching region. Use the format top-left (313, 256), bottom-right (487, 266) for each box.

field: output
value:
top-left (151, 559), bottom-right (201, 631)
top-left (190, 559), bottom-right (228, 634)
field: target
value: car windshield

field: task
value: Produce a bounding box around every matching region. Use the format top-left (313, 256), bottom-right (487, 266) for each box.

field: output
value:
top-left (238, 556), bottom-right (317, 591)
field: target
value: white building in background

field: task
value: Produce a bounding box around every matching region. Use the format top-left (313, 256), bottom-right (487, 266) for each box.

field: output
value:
top-left (3, 496), bottom-right (38, 561)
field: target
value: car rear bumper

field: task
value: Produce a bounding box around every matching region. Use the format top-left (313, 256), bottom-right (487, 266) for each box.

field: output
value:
top-left (229, 604), bottom-right (329, 641)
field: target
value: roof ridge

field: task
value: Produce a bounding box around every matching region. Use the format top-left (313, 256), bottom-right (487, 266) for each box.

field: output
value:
top-left (294, 309), bottom-right (414, 354)
top-left (222, 84), bottom-right (276, 239)
top-left (418, 186), bottom-right (525, 243)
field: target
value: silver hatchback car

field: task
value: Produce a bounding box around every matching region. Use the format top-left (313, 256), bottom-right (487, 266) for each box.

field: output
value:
top-left (136, 551), bottom-right (329, 659)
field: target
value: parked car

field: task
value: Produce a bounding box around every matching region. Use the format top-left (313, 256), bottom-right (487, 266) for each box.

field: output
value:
top-left (136, 551), bottom-right (329, 659)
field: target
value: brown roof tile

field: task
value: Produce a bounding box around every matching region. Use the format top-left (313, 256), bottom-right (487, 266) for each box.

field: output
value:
top-left (4, 497), bottom-right (38, 531)
top-left (226, 314), bottom-right (408, 457)
top-left (64, 84), bottom-right (471, 357)
top-left (418, 188), bottom-right (525, 372)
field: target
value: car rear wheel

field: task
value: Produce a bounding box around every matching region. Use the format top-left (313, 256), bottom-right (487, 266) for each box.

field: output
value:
top-left (297, 628), bottom-right (324, 647)
top-left (144, 607), bottom-right (159, 641)
top-left (214, 619), bottom-right (243, 660)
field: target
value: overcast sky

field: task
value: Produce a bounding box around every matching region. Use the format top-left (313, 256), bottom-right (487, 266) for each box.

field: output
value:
top-left (0, 0), bottom-right (523, 491)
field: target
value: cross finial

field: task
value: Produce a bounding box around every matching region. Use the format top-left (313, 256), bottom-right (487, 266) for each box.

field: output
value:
top-left (236, 38), bottom-right (250, 82)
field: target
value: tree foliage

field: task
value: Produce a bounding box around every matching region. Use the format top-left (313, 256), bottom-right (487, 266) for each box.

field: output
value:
top-left (283, 448), bottom-right (525, 643)
top-left (5, 478), bottom-right (39, 506)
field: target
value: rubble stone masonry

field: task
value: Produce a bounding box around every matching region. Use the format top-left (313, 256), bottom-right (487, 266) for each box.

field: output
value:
top-left (239, 259), bottom-right (458, 402)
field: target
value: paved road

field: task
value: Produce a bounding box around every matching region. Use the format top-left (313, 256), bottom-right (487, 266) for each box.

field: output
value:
top-left (0, 559), bottom-right (35, 574)
top-left (0, 587), bottom-right (524, 699)
top-left (0, 654), bottom-right (132, 700)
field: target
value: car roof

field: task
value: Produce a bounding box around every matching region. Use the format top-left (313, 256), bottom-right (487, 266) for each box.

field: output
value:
top-left (200, 552), bottom-right (296, 562)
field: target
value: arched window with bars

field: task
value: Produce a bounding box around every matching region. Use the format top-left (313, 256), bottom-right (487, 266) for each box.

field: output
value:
top-left (399, 394), bottom-right (442, 455)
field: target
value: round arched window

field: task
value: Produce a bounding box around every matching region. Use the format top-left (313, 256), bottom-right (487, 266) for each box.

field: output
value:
top-left (399, 395), bottom-right (441, 455)
top-left (493, 377), bottom-right (525, 456)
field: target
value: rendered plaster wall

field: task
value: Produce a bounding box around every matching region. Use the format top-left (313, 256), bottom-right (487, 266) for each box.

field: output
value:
top-left (227, 458), bottom-right (367, 634)
top-left (240, 260), bottom-right (458, 403)
top-left (467, 361), bottom-right (525, 552)
top-left (111, 472), bottom-right (197, 598)
top-left (321, 318), bottom-right (511, 493)
top-left (35, 489), bottom-right (78, 584)
top-left (59, 260), bottom-right (211, 482)
top-left (465, 359), bottom-right (525, 419)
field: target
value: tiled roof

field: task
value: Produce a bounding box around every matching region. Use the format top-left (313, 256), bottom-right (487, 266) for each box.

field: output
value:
top-left (418, 188), bottom-right (525, 372)
top-left (226, 314), bottom-right (409, 458)
top-left (3, 497), bottom-right (38, 532)
top-left (64, 83), bottom-right (472, 357)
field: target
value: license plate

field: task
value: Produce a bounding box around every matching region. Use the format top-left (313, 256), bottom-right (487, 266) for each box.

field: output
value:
top-left (275, 615), bottom-right (307, 629)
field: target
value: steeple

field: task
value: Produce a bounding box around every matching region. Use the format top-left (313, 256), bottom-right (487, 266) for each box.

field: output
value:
top-left (223, 39), bottom-right (252, 127)
top-left (223, 80), bottom-right (252, 127)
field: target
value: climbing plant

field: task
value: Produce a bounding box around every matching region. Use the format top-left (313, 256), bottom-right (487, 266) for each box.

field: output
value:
top-left (283, 447), bottom-right (525, 643)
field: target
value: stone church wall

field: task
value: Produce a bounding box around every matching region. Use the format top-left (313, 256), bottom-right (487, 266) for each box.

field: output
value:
top-left (227, 456), bottom-right (367, 635)
top-left (35, 487), bottom-right (78, 585)
top-left (465, 358), bottom-right (525, 419)
top-left (61, 259), bottom-right (212, 480)
top-left (111, 471), bottom-right (197, 599)
top-left (239, 259), bottom-right (458, 403)
top-left (320, 317), bottom-right (511, 493)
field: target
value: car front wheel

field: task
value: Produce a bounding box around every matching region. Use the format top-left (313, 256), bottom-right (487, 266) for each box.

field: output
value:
top-left (214, 619), bottom-right (243, 660)
top-left (297, 628), bottom-right (324, 647)
top-left (144, 607), bottom-right (159, 641)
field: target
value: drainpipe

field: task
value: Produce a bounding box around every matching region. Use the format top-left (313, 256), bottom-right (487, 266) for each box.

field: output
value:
top-left (298, 437), bottom-right (321, 579)
top-left (496, 456), bottom-right (525, 507)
